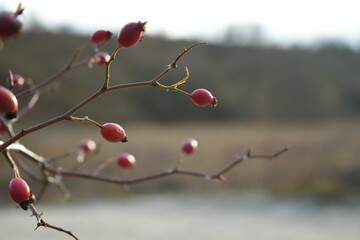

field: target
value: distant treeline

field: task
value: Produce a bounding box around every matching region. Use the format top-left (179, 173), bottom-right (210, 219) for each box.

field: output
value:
top-left (1, 30), bottom-right (360, 124)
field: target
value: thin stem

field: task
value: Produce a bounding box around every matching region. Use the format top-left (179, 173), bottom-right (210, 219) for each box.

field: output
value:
top-left (46, 146), bottom-right (78, 164)
top-left (16, 58), bottom-right (89, 99)
top-left (16, 91), bottom-right (40, 119)
top-left (106, 80), bottom-right (154, 92)
top-left (67, 115), bottom-right (102, 128)
top-left (11, 154), bottom-right (44, 182)
top-left (103, 46), bottom-right (121, 88)
top-left (91, 157), bottom-right (115, 175)
top-left (214, 147), bottom-right (289, 177)
top-left (2, 151), bottom-right (19, 177)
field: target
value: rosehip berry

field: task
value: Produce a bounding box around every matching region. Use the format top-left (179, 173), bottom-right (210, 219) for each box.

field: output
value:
top-left (9, 73), bottom-right (25, 90)
top-left (182, 138), bottom-right (198, 155)
top-left (100, 123), bottom-right (127, 143)
top-left (93, 51), bottom-right (110, 66)
top-left (116, 152), bottom-right (136, 168)
top-left (9, 177), bottom-right (31, 205)
top-left (90, 30), bottom-right (113, 45)
top-left (0, 11), bottom-right (22, 40)
top-left (0, 86), bottom-right (18, 119)
top-left (117, 21), bottom-right (146, 48)
top-left (80, 138), bottom-right (97, 154)
top-left (191, 88), bottom-right (217, 107)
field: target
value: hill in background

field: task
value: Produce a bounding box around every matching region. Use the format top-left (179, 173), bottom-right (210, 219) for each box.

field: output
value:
top-left (1, 30), bottom-right (359, 125)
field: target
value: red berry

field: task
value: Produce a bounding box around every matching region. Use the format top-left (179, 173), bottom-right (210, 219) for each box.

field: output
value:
top-left (0, 11), bottom-right (22, 40)
top-left (9, 73), bottom-right (25, 90)
top-left (117, 21), bottom-right (146, 48)
top-left (191, 88), bottom-right (217, 107)
top-left (90, 30), bottom-right (113, 45)
top-left (80, 138), bottom-right (97, 154)
top-left (182, 138), bottom-right (198, 155)
top-left (0, 86), bottom-right (18, 119)
top-left (93, 51), bottom-right (110, 66)
top-left (116, 152), bottom-right (136, 168)
top-left (100, 123), bottom-right (127, 143)
top-left (9, 177), bottom-right (31, 204)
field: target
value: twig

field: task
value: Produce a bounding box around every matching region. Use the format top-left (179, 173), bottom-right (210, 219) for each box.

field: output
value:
top-left (42, 147), bottom-right (288, 187)
top-left (211, 147), bottom-right (289, 179)
top-left (16, 50), bottom-right (89, 99)
top-left (29, 204), bottom-right (79, 240)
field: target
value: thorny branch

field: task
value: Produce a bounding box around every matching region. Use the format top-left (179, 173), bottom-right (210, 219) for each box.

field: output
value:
top-left (29, 204), bottom-right (79, 240)
top-left (45, 147), bottom-right (289, 186)
top-left (3, 137), bottom-right (288, 240)
top-left (4, 139), bottom-right (288, 190)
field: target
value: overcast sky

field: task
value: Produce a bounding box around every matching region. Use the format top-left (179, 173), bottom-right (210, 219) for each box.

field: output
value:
top-left (1, 0), bottom-right (359, 47)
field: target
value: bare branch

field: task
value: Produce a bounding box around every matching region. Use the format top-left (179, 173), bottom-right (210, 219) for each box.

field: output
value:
top-left (40, 148), bottom-right (288, 188)
top-left (29, 204), bottom-right (79, 240)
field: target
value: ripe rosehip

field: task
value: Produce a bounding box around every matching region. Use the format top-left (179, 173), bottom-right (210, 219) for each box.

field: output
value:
top-left (0, 86), bottom-right (18, 119)
top-left (80, 138), bottom-right (97, 154)
top-left (191, 88), bottom-right (217, 107)
top-left (116, 152), bottom-right (136, 168)
top-left (93, 51), bottom-right (110, 66)
top-left (9, 73), bottom-right (25, 90)
top-left (0, 11), bottom-right (22, 40)
top-left (90, 30), bottom-right (113, 45)
top-left (100, 123), bottom-right (127, 143)
top-left (9, 177), bottom-right (31, 205)
top-left (117, 21), bottom-right (146, 48)
top-left (182, 138), bottom-right (198, 155)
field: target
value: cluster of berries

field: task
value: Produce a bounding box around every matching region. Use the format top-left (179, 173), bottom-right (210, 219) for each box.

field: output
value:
top-left (1, 6), bottom-right (211, 211)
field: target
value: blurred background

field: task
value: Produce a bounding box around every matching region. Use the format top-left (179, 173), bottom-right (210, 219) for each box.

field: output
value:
top-left (1, 0), bottom-right (360, 239)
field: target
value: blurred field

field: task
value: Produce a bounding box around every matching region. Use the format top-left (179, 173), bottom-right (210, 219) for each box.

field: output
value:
top-left (1, 121), bottom-right (359, 203)
top-left (2, 30), bottom-right (360, 203)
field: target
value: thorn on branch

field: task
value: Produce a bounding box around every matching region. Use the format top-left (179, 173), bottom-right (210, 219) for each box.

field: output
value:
top-left (29, 204), bottom-right (79, 240)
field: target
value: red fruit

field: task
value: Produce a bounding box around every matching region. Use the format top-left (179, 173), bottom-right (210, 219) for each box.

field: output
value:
top-left (182, 138), bottom-right (198, 155)
top-left (80, 138), bottom-right (97, 154)
top-left (90, 30), bottom-right (113, 45)
top-left (9, 73), bottom-right (25, 90)
top-left (0, 86), bottom-right (18, 119)
top-left (9, 177), bottom-right (31, 204)
top-left (116, 152), bottom-right (136, 168)
top-left (117, 21), bottom-right (146, 48)
top-left (191, 88), bottom-right (217, 107)
top-left (0, 11), bottom-right (22, 40)
top-left (100, 123), bottom-right (127, 143)
top-left (93, 51), bottom-right (110, 66)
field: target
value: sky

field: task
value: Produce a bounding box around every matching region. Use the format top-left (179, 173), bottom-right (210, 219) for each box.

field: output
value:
top-left (1, 0), bottom-right (360, 48)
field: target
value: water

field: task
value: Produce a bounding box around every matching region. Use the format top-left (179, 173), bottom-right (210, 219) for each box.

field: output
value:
top-left (1, 193), bottom-right (359, 240)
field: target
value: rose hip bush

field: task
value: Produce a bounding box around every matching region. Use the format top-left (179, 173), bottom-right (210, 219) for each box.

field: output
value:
top-left (0, 4), bottom-right (287, 240)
